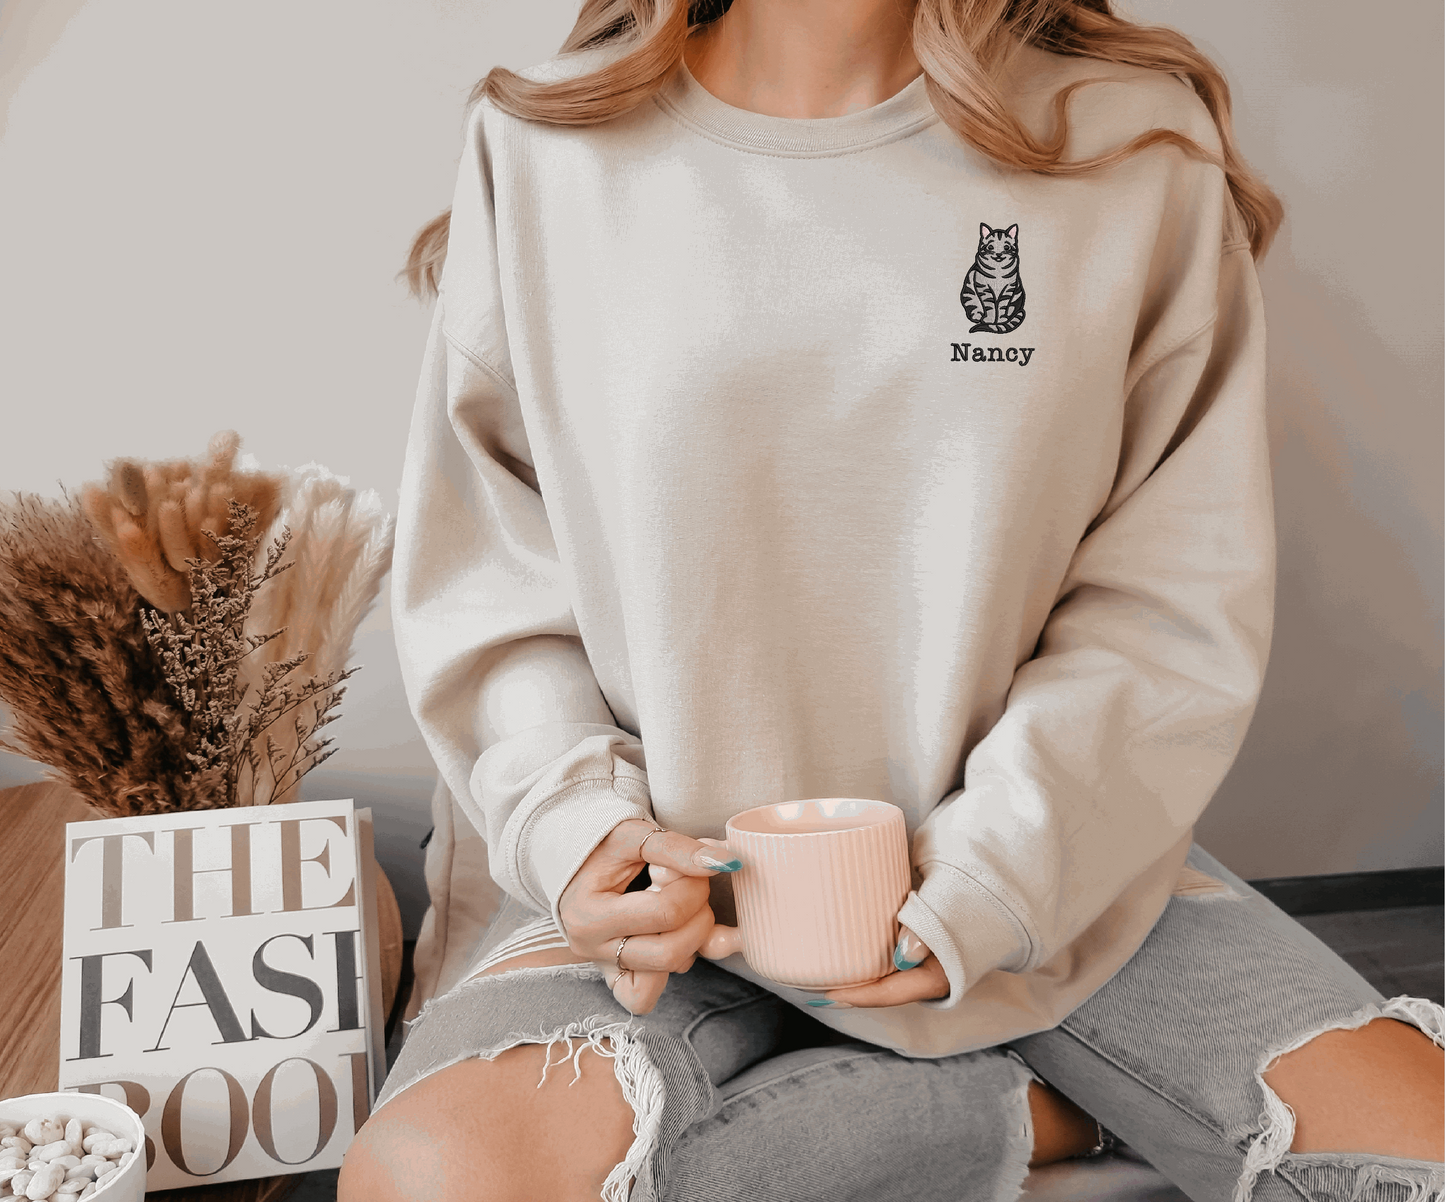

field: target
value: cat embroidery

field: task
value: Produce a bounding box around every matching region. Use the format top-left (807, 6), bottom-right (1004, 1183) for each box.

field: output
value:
top-left (960, 222), bottom-right (1026, 334)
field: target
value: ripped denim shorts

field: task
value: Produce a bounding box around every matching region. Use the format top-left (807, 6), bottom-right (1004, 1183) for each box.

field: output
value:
top-left (376, 844), bottom-right (1445, 1202)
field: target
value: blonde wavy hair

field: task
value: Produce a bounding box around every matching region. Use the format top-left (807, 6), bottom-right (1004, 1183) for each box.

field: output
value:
top-left (403, 0), bottom-right (1282, 298)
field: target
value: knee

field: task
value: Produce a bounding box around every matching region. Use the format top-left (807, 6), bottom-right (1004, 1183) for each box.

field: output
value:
top-left (338, 1043), bottom-right (637, 1202)
top-left (337, 1086), bottom-right (466, 1202)
top-left (1261, 1016), bottom-right (1444, 1161)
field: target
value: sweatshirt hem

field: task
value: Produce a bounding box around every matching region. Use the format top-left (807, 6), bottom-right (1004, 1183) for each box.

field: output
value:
top-left (517, 775), bottom-right (654, 928)
top-left (901, 865), bottom-right (1034, 1009)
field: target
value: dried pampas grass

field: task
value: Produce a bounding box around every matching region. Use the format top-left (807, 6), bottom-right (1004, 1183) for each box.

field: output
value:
top-left (81, 430), bottom-right (284, 613)
top-left (0, 492), bottom-right (217, 815)
top-left (0, 433), bottom-right (394, 817)
top-left (239, 464), bottom-right (394, 805)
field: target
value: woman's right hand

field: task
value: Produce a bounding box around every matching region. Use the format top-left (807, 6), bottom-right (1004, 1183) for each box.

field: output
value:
top-left (558, 817), bottom-right (738, 1014)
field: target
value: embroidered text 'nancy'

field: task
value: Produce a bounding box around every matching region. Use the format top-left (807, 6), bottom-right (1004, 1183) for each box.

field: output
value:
top-left (951, 344), bottom-right (1035, 366)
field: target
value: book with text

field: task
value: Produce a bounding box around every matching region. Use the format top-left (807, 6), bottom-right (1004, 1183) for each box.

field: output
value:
top-left (57, 798), bottom-right (386, 1190)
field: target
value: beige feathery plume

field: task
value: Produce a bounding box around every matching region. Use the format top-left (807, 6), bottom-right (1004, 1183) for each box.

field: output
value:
top-left (81, 431), bottom-right (285, 612)
top-left (325, 490), bottom-right (395, 680)
top-left (238, 463), bottom-right (394, 804)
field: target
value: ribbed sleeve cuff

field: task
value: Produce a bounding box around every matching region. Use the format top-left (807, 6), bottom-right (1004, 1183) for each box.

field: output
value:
top-left (514, 774), bottom-right (654, 932)
top-left (898, 862), bottom-right (1033, 1010)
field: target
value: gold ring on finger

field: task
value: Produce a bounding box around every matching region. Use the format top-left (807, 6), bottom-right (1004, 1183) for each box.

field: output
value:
top-left (611, 969), bottom-right (631, 991)
top-left (615, 935), bottom-right (632, 971)
top-left (638, 827), bottom-right (668, 858)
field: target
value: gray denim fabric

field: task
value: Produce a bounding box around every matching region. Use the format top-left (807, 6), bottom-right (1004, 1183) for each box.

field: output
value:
top-left (379, 844), bottom-right (1445, 1202)
top-left (1009, 845), bottom-right (1445, 1202)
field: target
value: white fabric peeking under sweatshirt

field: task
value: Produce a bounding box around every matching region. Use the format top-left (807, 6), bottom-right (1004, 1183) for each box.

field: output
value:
top-left (392, 43), bottom-right (1276, 1057)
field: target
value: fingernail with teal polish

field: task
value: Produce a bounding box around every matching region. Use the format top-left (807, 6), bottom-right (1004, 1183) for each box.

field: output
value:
top-left (806, 999), bottom-right (853, 1009)
top-left (697, 855), bottom-right (742, 872)
top-left (894, 932), bottom-right (927, 971)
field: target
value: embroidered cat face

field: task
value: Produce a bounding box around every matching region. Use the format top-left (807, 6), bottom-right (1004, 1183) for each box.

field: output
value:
top-left (977, 223), bottom-right (1019, 267)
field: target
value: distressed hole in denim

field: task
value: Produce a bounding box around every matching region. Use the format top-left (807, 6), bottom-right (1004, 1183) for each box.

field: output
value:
top-left (999, 1052), bottom-right (1039, 1202)
top-left (1172, 865), bottom-right (1240, 899)
top-left (405, 960), bottom-right (605, 1035)
top-left (381, 964), bottom-right (666, 1202)
top-left (1232, 995), bottom-right (1445, 1202)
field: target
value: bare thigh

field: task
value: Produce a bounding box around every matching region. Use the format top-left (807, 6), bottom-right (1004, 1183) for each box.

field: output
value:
top-left (337, 947), bottom-right (634, 1202)
top-left (1263, 1017), bottom-right (1444, 1159)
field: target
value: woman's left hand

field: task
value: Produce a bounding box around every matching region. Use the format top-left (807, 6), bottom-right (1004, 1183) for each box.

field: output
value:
top-left (812, 926), bottom-right (950, 1009)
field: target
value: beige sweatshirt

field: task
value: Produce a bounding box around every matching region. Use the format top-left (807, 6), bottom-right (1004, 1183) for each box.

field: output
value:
top-left (393, 43), bottom-right (1275, 1057)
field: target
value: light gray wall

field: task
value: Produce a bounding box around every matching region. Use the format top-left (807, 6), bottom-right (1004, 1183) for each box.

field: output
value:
top-left (1122, 0), bottom-right (1444, 876)
top-left (1, 1), bottom-right (1439, 934)
top-left (0, 0), bottom-right (576, 934)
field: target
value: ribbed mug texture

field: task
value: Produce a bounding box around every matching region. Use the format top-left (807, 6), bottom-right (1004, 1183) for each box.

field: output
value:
top-left (726, 799), bottom-right (911, 989)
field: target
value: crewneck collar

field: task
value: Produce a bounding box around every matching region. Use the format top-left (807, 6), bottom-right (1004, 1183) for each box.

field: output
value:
top-left (655, 60), bottom-right (938, 157)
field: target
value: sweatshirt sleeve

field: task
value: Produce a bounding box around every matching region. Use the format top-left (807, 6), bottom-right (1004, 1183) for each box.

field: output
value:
top-left (897, 184), bottom-right (1276, 1006)
top-left (392, 104), bottom-right (654, 928)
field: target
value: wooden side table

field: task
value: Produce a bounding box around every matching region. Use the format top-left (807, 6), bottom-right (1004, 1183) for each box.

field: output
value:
top-left (0, 781), bottom-right (403, 1200)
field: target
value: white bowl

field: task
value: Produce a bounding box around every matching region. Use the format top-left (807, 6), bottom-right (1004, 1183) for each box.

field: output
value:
top-left (0, 1092), bottom-right (146, 1202)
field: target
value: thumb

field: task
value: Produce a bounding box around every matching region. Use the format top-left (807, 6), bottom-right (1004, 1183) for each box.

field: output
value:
top-left (636, 827), bottom-right (741, 877)
top-left (894, 926), bottom-right (930, 971)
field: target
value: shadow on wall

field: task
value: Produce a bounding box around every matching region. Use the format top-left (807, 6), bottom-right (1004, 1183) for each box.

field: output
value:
top-left (1197, 225), bottom-right (1444, 877)
top-left (1148, 0), bottom-right (1445, 878)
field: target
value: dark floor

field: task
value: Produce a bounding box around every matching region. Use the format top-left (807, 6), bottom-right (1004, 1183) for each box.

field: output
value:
top-left (1294, 905), bottom-right (1443, 1006)
top-left (284, 904), bottom-right (1443, 1202)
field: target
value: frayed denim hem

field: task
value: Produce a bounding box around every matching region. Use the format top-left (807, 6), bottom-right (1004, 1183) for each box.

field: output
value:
top-left (998, 1049), bottom-right (1042, 1202)
top-left (1234, 995), bottom-right (1445, 1202)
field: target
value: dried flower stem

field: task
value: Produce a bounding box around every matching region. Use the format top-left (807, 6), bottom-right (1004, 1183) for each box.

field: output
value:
top-left (142, 501), bottom-right (355, 808)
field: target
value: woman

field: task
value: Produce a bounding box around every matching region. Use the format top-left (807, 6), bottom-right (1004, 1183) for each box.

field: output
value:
top-left (340, 1), bottom-right (1445, 1199)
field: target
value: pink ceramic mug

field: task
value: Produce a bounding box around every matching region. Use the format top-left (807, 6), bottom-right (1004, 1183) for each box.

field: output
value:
top-left (698, 798), bottom-right (912, 990)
